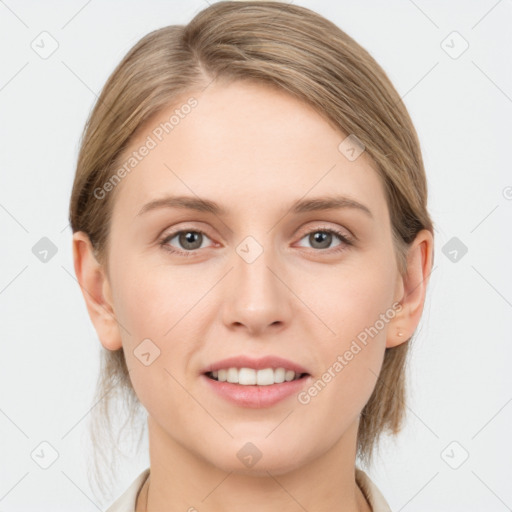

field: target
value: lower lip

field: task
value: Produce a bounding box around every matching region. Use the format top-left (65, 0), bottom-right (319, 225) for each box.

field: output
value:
top-left (201, 374), bottom-right (311, 408)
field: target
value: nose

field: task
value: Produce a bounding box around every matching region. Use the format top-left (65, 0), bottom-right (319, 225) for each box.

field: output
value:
top-left (221, 237), bottom-right (293, 336)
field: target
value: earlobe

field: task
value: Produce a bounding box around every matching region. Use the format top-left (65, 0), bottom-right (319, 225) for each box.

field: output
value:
top-left (386, 229), bottom-right (434, 349)
top-left (72, 231), bottom-right (123, 351)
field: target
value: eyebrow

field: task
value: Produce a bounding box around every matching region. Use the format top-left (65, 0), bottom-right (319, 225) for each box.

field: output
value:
top-left (136, 194), bottom-right (373, 219)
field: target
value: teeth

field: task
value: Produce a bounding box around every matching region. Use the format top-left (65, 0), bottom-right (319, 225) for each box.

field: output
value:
top-left (240, 367), bottom-right (257, 385)
top-left (227, 367), bottom-right (238, 383)
top-left (209, 367), bottom-right (303, 385)
top-left (274, 367), bottom-right (285, 383)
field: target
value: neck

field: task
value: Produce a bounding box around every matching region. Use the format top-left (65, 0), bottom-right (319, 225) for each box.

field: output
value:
top-left (137, 415), bottom-right (372, 512)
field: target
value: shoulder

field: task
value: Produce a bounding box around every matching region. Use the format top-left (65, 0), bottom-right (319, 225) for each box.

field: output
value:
top-left (105, 467), bottom-right (150, 512)
top-left (355, 467), bottom-right (393, 512)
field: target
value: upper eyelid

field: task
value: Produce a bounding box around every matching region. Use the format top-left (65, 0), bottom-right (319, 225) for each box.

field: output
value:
top-left (298, 223), bottom-right (352, 237)
top-left (161, 222), bottom-right (350, 236)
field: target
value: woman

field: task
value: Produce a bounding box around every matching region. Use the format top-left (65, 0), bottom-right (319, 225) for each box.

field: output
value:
top-left (69, 2), bottom-right (434, 510)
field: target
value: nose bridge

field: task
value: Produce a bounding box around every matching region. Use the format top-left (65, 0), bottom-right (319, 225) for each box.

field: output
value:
top-left (223, 232), bottom-right (291, 331)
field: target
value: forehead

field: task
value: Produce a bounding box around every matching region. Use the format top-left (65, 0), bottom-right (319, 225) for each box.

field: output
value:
top-left (110, 80), bottom-right (387, 223)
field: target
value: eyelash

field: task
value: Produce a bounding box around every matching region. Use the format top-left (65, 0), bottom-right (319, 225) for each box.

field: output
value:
top-left (158, 226), bottom-right (354, 258)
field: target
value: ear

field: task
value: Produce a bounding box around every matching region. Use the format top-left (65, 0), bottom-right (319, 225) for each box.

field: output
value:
top-left (386, 229), bottom-right (434, 348)
top-left (72, 231), bottom-right (122, 351)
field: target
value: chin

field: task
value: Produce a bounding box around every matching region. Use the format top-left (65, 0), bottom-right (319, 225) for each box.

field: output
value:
top-left (206, 439), bottom-right (309, 477)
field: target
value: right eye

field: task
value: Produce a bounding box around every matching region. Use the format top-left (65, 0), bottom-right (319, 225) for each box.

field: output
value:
top-left (159, 229), bottom-right (215, 256)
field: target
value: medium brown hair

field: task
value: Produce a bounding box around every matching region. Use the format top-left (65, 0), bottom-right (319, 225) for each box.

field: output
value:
top-left (69, 0), bottom-right (434, 499)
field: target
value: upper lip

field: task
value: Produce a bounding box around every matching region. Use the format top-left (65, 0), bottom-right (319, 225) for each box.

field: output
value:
top-left (201, 355), bottom-right (310, 375)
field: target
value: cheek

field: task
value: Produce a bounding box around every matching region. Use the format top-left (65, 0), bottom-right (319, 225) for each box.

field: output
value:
top-left (110, 255), bottom-right (211, 395)
top-left (111, 250), bottom-right (203, 340)
top-left (302, 256), bottom-right (396, 408)
top-left (111, 262), bottom-right (201, 420)
top-left (314, 256), bottom-right (396, 343)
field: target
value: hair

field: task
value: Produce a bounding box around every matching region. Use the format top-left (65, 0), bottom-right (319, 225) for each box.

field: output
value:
top-left (69, 0), bottom-right (434, 500)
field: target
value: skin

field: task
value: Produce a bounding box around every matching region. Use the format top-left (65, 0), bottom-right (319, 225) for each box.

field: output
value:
top-left (73, 80), bottom-right (433, 511)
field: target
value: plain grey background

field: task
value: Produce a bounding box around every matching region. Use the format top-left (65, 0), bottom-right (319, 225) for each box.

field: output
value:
top-left (1, 0), bottom-right (511, 510)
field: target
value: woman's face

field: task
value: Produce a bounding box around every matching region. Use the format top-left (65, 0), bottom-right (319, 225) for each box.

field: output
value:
top-left (95, 80), bottom-right (408, 474)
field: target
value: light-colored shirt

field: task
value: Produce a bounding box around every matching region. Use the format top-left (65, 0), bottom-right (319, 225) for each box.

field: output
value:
top-left (105, 467), bottom-right (392, 511)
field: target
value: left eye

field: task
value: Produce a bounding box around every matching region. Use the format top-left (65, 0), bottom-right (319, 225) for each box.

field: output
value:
top-left (296, 229), bottom-right (350, 250)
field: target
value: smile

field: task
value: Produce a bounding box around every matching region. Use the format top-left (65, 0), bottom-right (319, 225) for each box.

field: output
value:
top-left (206, 367), bottom-right (308, 386)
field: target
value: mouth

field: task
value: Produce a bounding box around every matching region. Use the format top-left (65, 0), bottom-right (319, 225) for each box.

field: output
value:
top-left (200, 355), bottom-right (311, 407)
top-left (204, 367), bottom-right (310, 386)
top-left (201, 366), bottom-right (312, 408)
